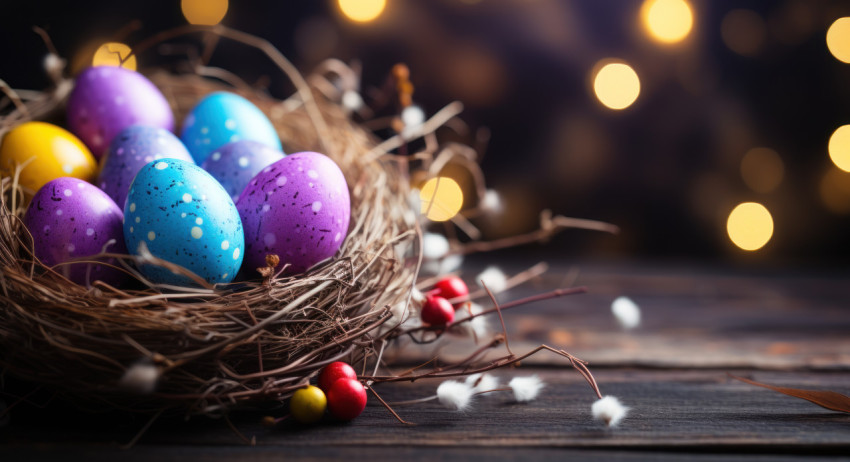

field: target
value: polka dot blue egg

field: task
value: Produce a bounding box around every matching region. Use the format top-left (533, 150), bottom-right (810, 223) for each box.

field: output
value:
top-left (201, 140), bottom-right (285, 202)
top-left (180, 92), bottom-right (282, 164)
top-left (123, 158), bottom-right (244, 286)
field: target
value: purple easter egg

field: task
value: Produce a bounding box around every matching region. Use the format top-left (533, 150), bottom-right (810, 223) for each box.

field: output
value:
top-left (98, 125), bottom-right (194, 208)
top-left (236, 152), bottom-right (350, 275)
top-left (67, 66), bottom-right (174, 158)
top-left (24, 177), bottom-right (127, 286)
top-left (201, 140), bottom-right (285, 202)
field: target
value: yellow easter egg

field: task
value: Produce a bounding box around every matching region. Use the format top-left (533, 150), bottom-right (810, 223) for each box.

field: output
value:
top-left (290, 385), bottom-right (327, 424)
top-left (0, 121), bottom-right (97, 193)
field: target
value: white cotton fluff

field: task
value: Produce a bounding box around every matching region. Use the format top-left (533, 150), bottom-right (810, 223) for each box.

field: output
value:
top-left (422, 232), bottom-right (450, 259)
top-left (401, 105), bottom-right (426, 139)
top-left (480, 189), bottom-right (502, 213)
top-left (449, 302), bottom-right (491, 340)
top-left (508, 375), bottom-right (544, 402)
top-left (591, 395), bottom-right (629, 427)
top-left (465, 373), bottom-right (499, 394)
top-left (611, 296), bottom-right (641, 330)
top-left (436, 380), bottom-right (474, 411)
top-left (119, 363), bottom-right (160, 395)
top-left (476, 266), bottom-right (508, 293)
top-left (341, 90), bottom-right (364, 112)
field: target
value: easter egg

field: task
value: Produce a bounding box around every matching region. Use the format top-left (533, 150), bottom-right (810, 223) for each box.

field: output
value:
top-left (123, 159), bottom-right (244, 286)
top-left (180, 92), bottom-right (281, 164)
top-left (236, 152), bottom-right (350, 276)
top-left (290, 385), bottom-right (327, 424)
top-left (98, 125), bottom-right (194, 208)
top-left (24, 177), bottom-right (126, 286)
top-left (0, 122), bottom-right (97, 192)
top-left (67, 66), bottom-right (174, 158)
top-left (326, 378), bottom-right (367, 421)
top-left (201, 140), bottom-right (285, 202)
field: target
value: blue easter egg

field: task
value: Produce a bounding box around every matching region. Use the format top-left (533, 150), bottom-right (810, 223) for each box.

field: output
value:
top-left (180, 92), bottom-right (281, 164)
top-left (201, 140), bottom-right (285, 202)
top-left (123, 158), bottom-right (244, 285)
top-left (98, 125), bottom-right (194, 208)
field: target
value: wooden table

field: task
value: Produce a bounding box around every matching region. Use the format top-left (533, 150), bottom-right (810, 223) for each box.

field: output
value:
top-left (2, 258), bottom-right (849, 461)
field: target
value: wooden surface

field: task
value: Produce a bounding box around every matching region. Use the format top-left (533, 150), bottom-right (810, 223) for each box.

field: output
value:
top-left (2, 258), bottom-right (849, 461)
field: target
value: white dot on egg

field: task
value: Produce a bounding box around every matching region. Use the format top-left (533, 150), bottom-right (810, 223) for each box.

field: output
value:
top-left (233, 248), bottom-right (240, 260)
top-left (191, 227), bottom-right (203, 239)
top-left (222, 273), bottom-right (229, 279)
top-left (264, 233), bottom-right (276, 246)
top-left (183, 193), bottom-right (192, 203)
top-left (135, 217), bottom-right (140, 223)
top-left (130, 226), bottom-right (134, 233)
top-left (195, 217), bottom-right (203, 225)
top-left (181, 212), bottom-right (187, 218)
top-left (56, 209), bottom-right (63, 216)
top-left (202, 138), bottom-right (211, 145)
top-left (211, 152), bottom-right (221, 161)
top-left (262, 204), bottom-right (270, 212)
top-left (238, 157), bottom-right (249, 168)
top-left (63, 189), bottom-right (72, 197)
top-left (200, 126), bottom-right (209, 135)
top-left (67, 244), bottom-right (75, 253)
top-left (63, 165), bottom-right (73, 174)
top-left (276, 176), bottom-right (287, 186)
top-left (77, 183), bottom-right (84, 189)
top-left (155, 161), bottom-right (168, 170)
top-left (86, 228), bottom-right (94, 236)
top-left (312, 201), bottom-right (322, 213)
top-left (130, 203), bottom-right (136, 212)
top-left (334, 232), bottom-right (341, 242)
top-left (229, 134), bottom-right (240, 142)
top-left (148, 231), bottom-right (156, 241)
top-left (225, 119), bottom-right (237, 130)
top-left (221, 240), bottom-right (230, 250)
top-left (307, 170), bottom-right (318, 179)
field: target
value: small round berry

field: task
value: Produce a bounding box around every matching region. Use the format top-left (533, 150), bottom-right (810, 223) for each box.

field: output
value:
top-left (326, 378), bottom-right (368, 421)
top-left (432, 276), bottom-right (469, 307)
top-left (290, 385), bottom-right (327, 424)
top-left (421, 295), bottom-right (455, 326)
top-left (318, 361), bottom-right (358, 392)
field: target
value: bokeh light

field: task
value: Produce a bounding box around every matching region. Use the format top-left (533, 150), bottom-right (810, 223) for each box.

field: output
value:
top-left (820, 167), bottom-right (850, 214)
top-left (828, 125), bottom-right (850, 172)
top-left (740, 147), bottom-right (784, 193)
top-left (91, 42), bottom-right (137, 71)
top-left (826, 17), bottom-right (850, 63)
top-left (338, 0), bottom-right (386, 23)
top-left (727, 202), bottom-right (774, 251)
top-left (182, 0), bottom-right (228, 25)
top-left (420, 177), bottom-right (464, 222)
top-left (593, 62), bottom-right (640, 110)
top-left (640, 0), bottom-right (694, 44)
top-left (721, 9), bottom-right (766, 56)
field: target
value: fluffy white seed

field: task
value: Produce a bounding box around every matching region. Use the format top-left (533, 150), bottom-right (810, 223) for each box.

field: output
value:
top-left (465, 373), bottom-right (499, 394)
top-left (508, 375), bottom-right (544, 402)
top-left (476, 266), bottom-right (508, 293)
top-left (591, 395), bottom-right (629, 427)
top-left (436, 380), bottom-right (474, 411)
top-left (119, 363), bottom-right (160, 395)
top-left (611, 296), bottom-right (641, 330)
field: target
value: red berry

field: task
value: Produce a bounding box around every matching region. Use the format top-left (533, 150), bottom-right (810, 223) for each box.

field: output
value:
top-left (433, 276), bottom-right (469, 307)
top-left (326, 378), bottom-right (368, 420)
top-left (318, 361), bottom-right (358, 393)
top-left (421, 295), bottom-right (455, 325)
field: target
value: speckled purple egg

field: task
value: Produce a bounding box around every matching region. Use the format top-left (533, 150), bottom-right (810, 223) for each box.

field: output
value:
top-left (98, 125), bottom-right (194, 208)
top-left (236, 151), bottom-right (350, 275)
top-left (201, 140), bottom-right (285, 202)
top-left (24, 177), bottom-right (127, 286)
top-left (67, 66), bottom-right (174, 158)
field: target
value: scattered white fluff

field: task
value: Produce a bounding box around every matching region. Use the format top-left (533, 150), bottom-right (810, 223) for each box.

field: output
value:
top-left (465, 373), bottom-right (499, 394)
top-left (119, 363), bottom-right (160, 395)
top-left (476, 266), bottom-right (508, 293)
top-left (421, 254), bottom-right (464, 276)
top-left (591, 395), bottom-right (629, 427)
top-left (611, 296), bottom-right (641, 330)
top-left (480, 189), bottom-right (502, 213)
top-left (449, 302), bottom-right (491, 340)
top-left (422, 232), bottom-right (450, 259)
top-left (411, 287), bottom-right (427, 303)
top-left (436, 380), bottom-right (474, 411)
top-left (508, 375), bottom-right (544, 402)
top-left (401, 105), bottom-right (425, 139)
top-left (341, 90), bottom-right (364, 112)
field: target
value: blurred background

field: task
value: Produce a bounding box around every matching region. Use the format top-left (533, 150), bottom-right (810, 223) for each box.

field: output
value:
top-left (3, 0), bottom-right (850, 267)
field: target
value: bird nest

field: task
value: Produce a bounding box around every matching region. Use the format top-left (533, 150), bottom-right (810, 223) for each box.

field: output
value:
top-left (0, 26), bottom-right (612, 418)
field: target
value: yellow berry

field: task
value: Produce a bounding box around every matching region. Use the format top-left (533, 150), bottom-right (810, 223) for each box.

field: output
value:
top-left (290, 385), bottom-right (327, 424)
